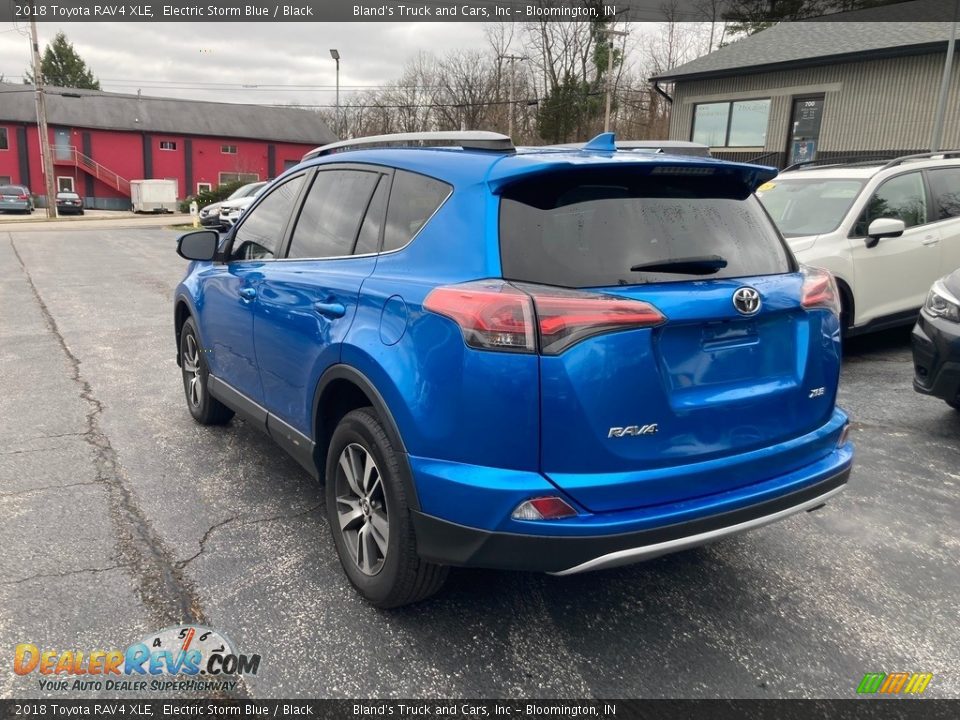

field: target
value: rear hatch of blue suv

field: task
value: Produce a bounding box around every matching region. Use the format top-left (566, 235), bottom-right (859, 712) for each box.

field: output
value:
top-left (412, 153), bottom-right (852, 583)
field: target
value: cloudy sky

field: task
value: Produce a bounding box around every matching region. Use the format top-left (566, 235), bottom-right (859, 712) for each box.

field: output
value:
top-left (0, 22), bottom-right (493, 106)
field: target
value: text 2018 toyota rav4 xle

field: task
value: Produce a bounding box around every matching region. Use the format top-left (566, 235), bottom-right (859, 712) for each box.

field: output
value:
top-left (173, 132), bottom-right (853, 607)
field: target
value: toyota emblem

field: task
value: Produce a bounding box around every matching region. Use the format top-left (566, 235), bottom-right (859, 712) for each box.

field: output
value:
top-left (733, 287), bottom-right (761, 316)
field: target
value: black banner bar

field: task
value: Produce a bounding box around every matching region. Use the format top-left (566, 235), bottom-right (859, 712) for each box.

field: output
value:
top-left (0, 0), bottom-right (956, 23)
top-left (2, 700), bottom-right (960, 720)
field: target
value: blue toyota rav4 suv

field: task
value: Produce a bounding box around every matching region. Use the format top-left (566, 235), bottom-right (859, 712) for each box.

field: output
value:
top-left (174, 131), bottom-right (853, 607)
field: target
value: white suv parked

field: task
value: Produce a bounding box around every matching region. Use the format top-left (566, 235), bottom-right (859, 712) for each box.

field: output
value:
top-left (758, 153), bottom-right (960, 335)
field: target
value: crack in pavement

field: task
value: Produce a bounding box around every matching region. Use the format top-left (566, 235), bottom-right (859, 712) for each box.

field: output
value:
top-left (0, 480), bottom-right (101, 498)
top-left (176, 502), bottom-right (325, 569)
top-left (9, 235), bottom-right (209, 628)
top-left (3, 564), bottom-right (133, 587)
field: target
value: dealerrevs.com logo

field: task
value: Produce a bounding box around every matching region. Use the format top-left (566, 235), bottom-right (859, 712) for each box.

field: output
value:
top-left (857, 672), bottom-right (933, 695)
top-left (13, 625), bottom-right (260, 693)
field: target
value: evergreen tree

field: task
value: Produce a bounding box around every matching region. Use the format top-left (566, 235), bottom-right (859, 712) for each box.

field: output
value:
top-left (24, 32), bottom-right (100, 89)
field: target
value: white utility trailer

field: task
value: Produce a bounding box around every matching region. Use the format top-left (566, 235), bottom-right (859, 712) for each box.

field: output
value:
top-left (130, 179), bottom-right (177, 213)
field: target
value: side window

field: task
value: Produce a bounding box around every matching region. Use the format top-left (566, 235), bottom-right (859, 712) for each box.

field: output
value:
top-left (355, 176), bottom-right (389, 255)
top-left (287, 170), bottom-right (379, 259)
top-left (853, 172), bottom-right (927, 236)
top-left (382, 170), bottom-right (451, 252)
top-left (230, 175), bottom-right (304, 261)
top-left (928, 167), bottom-right (960, 220)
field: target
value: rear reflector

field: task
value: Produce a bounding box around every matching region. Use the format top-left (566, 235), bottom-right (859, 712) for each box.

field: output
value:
top-left (511, 497), bottom-right (578, 521)
top-left (801, 265), bottom-right (842, 317)
top-left (424, 280), bottom-right (665, 355)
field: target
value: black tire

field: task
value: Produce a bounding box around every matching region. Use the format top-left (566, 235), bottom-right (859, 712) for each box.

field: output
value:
top-left (947, 397), bottom-right (960, 411)
top-left (325, 407), bottom-right (448, 608)
top-left (179, 317), bottom-right (234, 425)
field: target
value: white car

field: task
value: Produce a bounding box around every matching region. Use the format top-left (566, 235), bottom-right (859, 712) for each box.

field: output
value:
top-left (758, 152), bottom-right (960, 335)
top-left (219, 194), bottom-right (258, 229)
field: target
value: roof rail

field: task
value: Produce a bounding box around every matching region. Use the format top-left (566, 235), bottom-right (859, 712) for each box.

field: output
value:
top-left (303, 131), bottom-right (514, 160)
top-left (782, 155), bottom-right (895, 172)
top-left (878, 150), bottom-right (960, 171)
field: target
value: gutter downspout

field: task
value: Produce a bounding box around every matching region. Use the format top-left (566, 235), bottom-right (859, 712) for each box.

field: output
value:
top-left (652, 80), bottom-right (673, 104)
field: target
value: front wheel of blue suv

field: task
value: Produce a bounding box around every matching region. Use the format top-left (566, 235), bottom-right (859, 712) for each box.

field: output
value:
top-left (180, 317), bottom-right (234, 426)
top-left (325, 408), bottom-right (449, 608)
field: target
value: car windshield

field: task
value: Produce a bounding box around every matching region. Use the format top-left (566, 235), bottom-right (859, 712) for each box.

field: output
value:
top-left (757, 178), bottom-right (866, 237)
top-left (227, 183), bottom-right (258, 201)
top-left (57, 193), bottom-right (80, 199)
top-left (0, 186), bottom-right (25, 194)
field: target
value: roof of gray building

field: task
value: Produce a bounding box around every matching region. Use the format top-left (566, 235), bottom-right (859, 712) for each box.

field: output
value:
top-left (0, 82), bottom-right (335, 145)
top-left (652, 22), bottom-right (955, 82)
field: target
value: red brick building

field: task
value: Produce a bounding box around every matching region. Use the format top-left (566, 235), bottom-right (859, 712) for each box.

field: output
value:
top-left (0, 82), bottom-right (335, 209)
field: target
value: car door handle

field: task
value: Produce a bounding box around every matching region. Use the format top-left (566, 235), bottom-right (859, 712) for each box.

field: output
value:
top-left (313, 301), bottom-right (346, 318)
top-left (922, 235), bottom-right (939, 246)
top-left (239, 287), bottom-right (257, 302)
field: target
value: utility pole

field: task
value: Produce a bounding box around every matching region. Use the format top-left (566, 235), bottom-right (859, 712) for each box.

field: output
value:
top-left (598, 28), bottom-right (629, 133)
top-left (501, 54), bottom-right (526, 140)
top-left (330, 49), bottom-right (341, 138)
top-left (930, 0), bottom-right (958, 152)
top-left (29, 14), bottom-right (57, 218)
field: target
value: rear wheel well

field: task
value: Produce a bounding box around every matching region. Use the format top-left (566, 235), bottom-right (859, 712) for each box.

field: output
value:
top-left (315, 379), bottom-right (377, 480)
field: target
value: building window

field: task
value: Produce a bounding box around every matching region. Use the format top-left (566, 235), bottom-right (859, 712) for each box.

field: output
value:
top-left (283, 159), bottom-right (299, 171)
top-left (0, 176), bottom-right (11, 185)
top-left (219, 172), bottom-right (259, 185)
top-left (692, 99), bottom-right (770, 147)
top-left (221, 145), bottom-right (238, 154)
top-left (197, 182), bottom-right (213, 194)
top-left (57, 177), bottom-right (75, 193)
top-left (0, 128), bottom-right (8, 150)
top-left (159, 140), bottom-right (177, 151)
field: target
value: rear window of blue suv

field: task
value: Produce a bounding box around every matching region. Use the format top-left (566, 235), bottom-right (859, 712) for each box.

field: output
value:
top-left (500, 170), bottom-right (793, 287)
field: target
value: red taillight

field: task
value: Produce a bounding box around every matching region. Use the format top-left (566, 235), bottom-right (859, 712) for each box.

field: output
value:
top-left (511, 496), bottom-right (578, 521)
top-left (423, 280), bottom-right (665, 355)
top-left (533, 292), bottom-right (665, 355)
top-left (422, 281), bottom-right (536, 353)
top-left (801, 265), bottom-right (841, 317)
top-left (18, 194), bottom-right (29, 200)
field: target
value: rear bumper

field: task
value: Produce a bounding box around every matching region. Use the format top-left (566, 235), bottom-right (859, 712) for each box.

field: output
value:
top-left (912, 312), bottom-right (960, 404)
top-left (411, 450), bottom-right (851, 574)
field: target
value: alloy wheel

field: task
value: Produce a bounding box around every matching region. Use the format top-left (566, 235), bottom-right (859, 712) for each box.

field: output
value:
top-left (335, 443), bottom-right (389, 576)
top-left (182, 333), bottom-right (202, 408)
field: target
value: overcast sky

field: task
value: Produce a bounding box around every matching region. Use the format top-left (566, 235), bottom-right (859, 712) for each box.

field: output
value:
top-left (0, 22), bottom-right (493, 106)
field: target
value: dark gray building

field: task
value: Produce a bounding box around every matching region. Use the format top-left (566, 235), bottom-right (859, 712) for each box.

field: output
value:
top-left (651, 22), bottom-right (960, 168)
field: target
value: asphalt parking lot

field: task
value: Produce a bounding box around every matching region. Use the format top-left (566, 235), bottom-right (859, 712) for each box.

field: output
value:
top-left (1, 224), bottom-right (958, 700)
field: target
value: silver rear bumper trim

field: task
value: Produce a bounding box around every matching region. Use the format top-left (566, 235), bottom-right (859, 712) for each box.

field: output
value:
top-left (549, 485), bottom-right (845, 576)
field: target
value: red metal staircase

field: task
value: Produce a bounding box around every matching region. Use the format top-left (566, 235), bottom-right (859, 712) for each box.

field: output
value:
top-left (53, 146), bottom-right (131, 196)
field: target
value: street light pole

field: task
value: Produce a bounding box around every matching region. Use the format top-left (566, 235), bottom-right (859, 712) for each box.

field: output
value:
top-left (930, 0), bottom-right (959, 152)
top-left (501, 54), bottom-right (525, 140)
top-left (330, 49), bottom-right (341, 139)
top-left (29, 14), bottom-right (57, 218)
top-left (598, 28), bottom-right (629, 133)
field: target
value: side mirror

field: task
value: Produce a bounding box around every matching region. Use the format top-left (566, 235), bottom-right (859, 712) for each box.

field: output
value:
top-left (864, 218), bottom-right (905, 249)
top-left (177, 230), bottom-right (219, 261)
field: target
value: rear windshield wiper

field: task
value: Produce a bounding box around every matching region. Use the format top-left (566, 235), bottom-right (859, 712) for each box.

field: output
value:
top-left (629, 255), bottom-right (728, 275)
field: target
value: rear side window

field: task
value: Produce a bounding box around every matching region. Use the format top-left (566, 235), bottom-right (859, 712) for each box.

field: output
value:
top-left (382, 170), bottom-right (451, 252)
top-left (288, 170), bottom-right (379, 259)
top-left (499, 170), bottom-right (791, 288)
top-left (355, 176), bottom-right (389, 255)
top-left (928, 167), bottom-right (960, 220)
